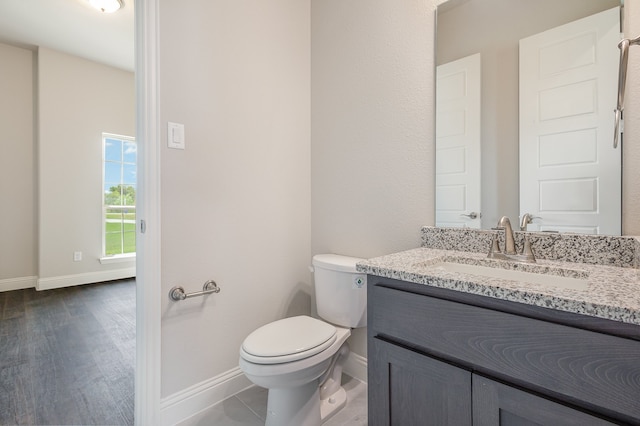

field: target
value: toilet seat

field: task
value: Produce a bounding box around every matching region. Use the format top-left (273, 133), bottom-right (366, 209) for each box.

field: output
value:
top-left (241, 316), bottom-right (337, 364)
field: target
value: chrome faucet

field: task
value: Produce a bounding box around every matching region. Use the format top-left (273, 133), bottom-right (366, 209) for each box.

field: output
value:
top-left (489, 216), bottom-right (536, 263)
top-left (520, 213), bottom-right (541, 231)
top-left (497, 216), bottom-right (516, 254)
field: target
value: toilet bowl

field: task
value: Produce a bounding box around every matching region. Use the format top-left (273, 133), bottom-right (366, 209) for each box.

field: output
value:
top-left (239, 254), bottom-right (367, 426)
top-left (239, 317), bottom-right (351, 425)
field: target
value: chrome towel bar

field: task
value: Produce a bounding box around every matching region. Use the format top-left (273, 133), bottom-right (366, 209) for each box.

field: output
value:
top-left (169, 280), bottom-right (220, 301)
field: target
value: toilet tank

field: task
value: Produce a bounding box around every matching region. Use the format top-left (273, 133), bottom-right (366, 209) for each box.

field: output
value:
top-left (312, 254), bottom-right (367, 328)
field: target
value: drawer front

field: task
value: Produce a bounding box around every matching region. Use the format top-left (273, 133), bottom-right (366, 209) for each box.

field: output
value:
top-left (369, 282), bottom-right (640, 424)
top-left (473, 375), bottom-right (618, 426)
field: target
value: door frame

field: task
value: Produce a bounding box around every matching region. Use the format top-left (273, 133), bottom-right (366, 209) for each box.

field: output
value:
top-left (135, 0), bottom-right (162, 423)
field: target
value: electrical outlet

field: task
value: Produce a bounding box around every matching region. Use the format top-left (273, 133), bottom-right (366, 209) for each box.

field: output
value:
top-left (73, 251), bottom-right (82, 262)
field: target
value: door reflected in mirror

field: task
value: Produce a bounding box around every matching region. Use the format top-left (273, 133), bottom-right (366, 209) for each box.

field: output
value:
top-left (435, 0), bottom-right (622, 235)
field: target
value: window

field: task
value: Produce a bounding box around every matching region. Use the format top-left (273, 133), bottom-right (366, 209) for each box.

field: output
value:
top-left (103, 134), bottom-right (136, 257)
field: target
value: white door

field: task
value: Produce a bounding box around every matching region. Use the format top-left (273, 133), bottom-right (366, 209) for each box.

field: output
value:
top-left (519, 7), bottom-right (620, 235)
top-left (436, 53), bottom-right (481, 228)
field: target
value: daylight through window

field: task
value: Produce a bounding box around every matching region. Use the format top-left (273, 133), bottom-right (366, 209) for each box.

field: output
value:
top-left (103, 134), bottom-right (136, 256)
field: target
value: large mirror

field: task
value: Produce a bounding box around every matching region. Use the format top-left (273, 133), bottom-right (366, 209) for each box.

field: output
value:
top-left (435, 0), bottom-right (622, 235)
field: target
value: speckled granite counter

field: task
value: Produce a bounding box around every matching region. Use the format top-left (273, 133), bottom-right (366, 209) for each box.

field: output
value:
top-left (421, 226), bottom-right (640, 268)
top-left (357, 246), bottom-right (640, 326)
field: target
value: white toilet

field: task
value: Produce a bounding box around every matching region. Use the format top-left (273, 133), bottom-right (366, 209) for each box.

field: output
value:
top-left (239, 254), bottom-right (367, 426)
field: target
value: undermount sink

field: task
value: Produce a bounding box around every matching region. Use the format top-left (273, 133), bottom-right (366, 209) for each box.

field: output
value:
top-left (426, 259), bottom-right (589, 291)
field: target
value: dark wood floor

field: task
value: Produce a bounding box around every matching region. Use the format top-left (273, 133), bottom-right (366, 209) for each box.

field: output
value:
top-left (0, 279), bottom-right (135, 425)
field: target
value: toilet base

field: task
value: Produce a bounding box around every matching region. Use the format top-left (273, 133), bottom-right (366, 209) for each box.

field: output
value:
top-left (265, 380), bottom-right (322, 426)
top-left (264, 381), bottom-right (348, 426)
top-left (320, 386), bottom-right (347, 423)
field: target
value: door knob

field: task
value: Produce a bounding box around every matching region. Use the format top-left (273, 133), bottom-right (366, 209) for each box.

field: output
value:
top-left (461, 212), bottom-right (481, 219)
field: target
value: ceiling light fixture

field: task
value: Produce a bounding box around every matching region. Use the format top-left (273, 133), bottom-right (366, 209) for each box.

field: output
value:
top-left (88, 0), bottom-right (123, 13)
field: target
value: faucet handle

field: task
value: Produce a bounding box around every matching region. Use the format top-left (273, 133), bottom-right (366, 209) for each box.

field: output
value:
top-left (521, 234), bottom-right (536, 262)
top-left (487, 232), bottom-right (502, 258)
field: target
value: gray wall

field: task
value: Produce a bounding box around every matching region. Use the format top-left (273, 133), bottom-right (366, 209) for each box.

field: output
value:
top-left (38, 48), bottom-right (135, 288)
top-left (157, 0), bottom-right (436, 398)
top-left (158, 0), bottom-right (312, 397)
top-left (0, 43), bottom-right (36, 285)
top-left (623, 0), bottom-right (640, 234)
top-left (0, 44), bottom-right (135, 291)
top-left (311, 0), bottom-right (435, 359)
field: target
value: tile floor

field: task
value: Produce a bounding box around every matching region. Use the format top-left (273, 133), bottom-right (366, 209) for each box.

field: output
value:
top-left (179, 375), bottom-right (368, 426)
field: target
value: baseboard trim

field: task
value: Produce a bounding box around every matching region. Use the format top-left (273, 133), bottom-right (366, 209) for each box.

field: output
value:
top-left (36, 267), bottom-right (136, 290)
top-left (344, 352), bottom-right (368, 384)
top-left (160, 354), bottom-right (366, 425)
top-left (0, 276), bottom-right (37, 292)
top-left (160, 367), bottom-right (252, 426)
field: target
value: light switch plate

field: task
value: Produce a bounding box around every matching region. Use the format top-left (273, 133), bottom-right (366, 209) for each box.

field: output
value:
top-left (168, 122), bottom-right (185, 149)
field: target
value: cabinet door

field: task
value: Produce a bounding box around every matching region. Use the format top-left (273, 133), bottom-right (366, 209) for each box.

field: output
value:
top-left (473, 375), bottom-right (617, 426)
top-left (369, 338), bottom-right (472, 426)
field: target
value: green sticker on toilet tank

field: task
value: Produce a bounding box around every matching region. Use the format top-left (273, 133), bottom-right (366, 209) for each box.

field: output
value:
top-left (353, 275), bottom-right (366, 289)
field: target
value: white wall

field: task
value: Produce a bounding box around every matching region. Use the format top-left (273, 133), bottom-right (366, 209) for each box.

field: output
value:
top-left (0, 43), bottom-right (36, 288)
top-left (311, 0), bottom-right (435, 359)
top-left (38, 48), bottom-right (135, 289)
top-left (158, 0), bottom-right (311, 398)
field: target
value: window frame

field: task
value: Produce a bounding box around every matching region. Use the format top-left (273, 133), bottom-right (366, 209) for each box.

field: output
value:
top-left (101, 132), bottom-right (137, 260)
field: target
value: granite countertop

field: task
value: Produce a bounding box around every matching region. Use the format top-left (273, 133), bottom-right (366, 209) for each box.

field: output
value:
top-left (357, 247), bottom-right (640, 326)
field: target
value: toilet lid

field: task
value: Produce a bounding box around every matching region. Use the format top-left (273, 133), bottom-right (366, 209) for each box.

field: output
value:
top-left (241, 316), bottom-right (337, 364)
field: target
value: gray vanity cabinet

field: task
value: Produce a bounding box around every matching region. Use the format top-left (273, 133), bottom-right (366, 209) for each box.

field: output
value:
top-left (473, 375), bottom-right (615, 425)
top-left (370, 338), bottom-right (472, 425)
top-left (367, 277), bottom-right (640, 426)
